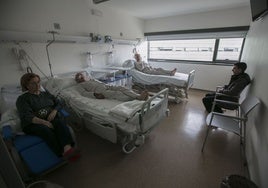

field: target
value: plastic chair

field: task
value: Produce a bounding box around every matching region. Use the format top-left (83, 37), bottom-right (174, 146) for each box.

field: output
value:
top-left (201, 93), bottom-right (260, 154)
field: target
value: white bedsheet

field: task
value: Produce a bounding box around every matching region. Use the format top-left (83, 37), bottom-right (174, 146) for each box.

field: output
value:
top-left (60, 85), bottom-right (159, 122)
top-left (61, 86), bottom-right (121, 118)
top-left (109, 100), bottom-right (144, 120)
top-left (129, 69), bottom-right (189, 86)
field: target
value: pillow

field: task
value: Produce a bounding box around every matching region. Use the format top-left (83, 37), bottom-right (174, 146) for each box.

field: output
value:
top-left (0, 108), bottom-right (22, 132)
top-left (122, 59), bottom-right (135, 68)
top-left (45, 78), bottom-right (77, 95)
top-left (54, 78), bottom-right (77, 89)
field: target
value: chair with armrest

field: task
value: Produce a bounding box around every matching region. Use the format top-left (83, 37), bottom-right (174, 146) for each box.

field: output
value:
top-left (212, 84), bottom-right (250, 113)
top-left (201, 94), bottom-right (260, 156)
top-left (0, 108), bottom-right (75, 183)
top-left (201, 84), bottom-right (259, 155)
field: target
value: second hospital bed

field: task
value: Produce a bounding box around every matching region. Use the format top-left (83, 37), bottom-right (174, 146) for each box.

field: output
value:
top-left (129, 69), bottom-right (195, 103)
top-left (45, 77), bottom-right (169, 153)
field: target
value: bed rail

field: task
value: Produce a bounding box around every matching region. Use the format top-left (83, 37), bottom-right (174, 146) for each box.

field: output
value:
top-left (185, 70), bottom-right (195, 98)
top-left (122, 88), bottom-right (169, 153)
top-left (139, 88), bottom-right (169, 132)
top-left (186, 70), bottom-right (195, 89)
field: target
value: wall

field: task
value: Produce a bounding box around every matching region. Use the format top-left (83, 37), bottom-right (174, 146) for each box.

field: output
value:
top-left (0, 42), bottom-right (134, 86)
top-left (0, 0), bottom-right (144, 39)
top-left (144, 6), bottom-right (251, 33)
top-left (0, 0), bottom-right (144, 87)
top-left (241, 16), bottom-right (268, 188)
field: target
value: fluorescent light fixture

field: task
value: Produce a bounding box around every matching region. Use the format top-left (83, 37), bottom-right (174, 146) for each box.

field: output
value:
top-left (93, 0), bottom-right (110, 4)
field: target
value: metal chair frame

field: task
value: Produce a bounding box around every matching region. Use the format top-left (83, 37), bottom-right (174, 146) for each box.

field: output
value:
top-left (201, 86), bottom-right (260, 160)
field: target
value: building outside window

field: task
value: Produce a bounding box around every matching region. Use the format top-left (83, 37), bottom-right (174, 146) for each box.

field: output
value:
top-left (146, 27), bottom-right (248, 65)
top-left (216, 38), bottom-right (244, 61)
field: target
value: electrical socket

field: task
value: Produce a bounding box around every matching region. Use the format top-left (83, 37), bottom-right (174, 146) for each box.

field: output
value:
top-left (54, 23), bottom-right (61, 30)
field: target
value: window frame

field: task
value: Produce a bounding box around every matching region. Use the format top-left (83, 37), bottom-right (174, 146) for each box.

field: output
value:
top-left (145, 26), bottom-right (248, 65)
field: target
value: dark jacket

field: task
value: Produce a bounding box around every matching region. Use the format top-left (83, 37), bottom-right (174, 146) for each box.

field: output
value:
top-left (16, 91), bottom-right (61, 129)
top-left (222, 73), bottom-right (251, 96)
top-left (217, 72), bottom-right (251, 110)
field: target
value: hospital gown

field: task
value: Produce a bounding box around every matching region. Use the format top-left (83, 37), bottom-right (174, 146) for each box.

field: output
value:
top-left (134, 61), bottom-right (173, 76)
top-left (79, 80), bottom-right (140, 101)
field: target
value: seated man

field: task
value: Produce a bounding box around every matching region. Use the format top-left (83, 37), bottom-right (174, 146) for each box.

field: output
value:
top-left (134, 53), bottom-right (177, 76)
top-left (75, 72), bottom-right (148, 101)
top-left (202, 62), bottom-right (251, 113)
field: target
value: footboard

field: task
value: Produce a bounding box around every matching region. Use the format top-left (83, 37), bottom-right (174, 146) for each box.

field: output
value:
top-left (186, 70), bottom-right (195, 90)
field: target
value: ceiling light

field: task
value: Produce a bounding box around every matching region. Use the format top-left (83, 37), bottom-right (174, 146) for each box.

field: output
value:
top-left (93, 0), bottom-right (110, 4)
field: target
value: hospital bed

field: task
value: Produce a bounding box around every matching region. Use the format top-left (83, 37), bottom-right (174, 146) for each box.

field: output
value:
top-left (44, 77), bottom-right (169, 153)
top-left (129, 69), bottom-right (195, 103)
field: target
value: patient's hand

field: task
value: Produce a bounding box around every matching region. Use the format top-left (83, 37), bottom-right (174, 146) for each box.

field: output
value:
top-left (94, 93), bottom-right (105, 99)
top-left (47, 109), bottom-right (57, 121)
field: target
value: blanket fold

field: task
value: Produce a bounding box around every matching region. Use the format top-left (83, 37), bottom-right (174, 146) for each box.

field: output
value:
top-left (109, 100), bottom-right (144, 120)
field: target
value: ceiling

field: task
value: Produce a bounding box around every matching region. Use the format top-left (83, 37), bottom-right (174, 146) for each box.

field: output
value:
top-left (96, 0), bottom-right (250, 19)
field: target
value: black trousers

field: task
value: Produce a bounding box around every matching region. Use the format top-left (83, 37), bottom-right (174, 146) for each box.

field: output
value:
top-left (202, 92), bottom-right (223, 113)
top-left (23, 117), bottom-right (74, 156)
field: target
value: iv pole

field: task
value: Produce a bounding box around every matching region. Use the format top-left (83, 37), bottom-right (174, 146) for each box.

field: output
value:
top-left (46, 31), bottom-right (58, 77)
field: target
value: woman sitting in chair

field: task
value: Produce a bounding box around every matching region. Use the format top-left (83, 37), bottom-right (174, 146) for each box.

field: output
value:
top-left (202, 62), bottom-right (251, 113)
top-left (134, 53), bottom-right (177, 76)
top-left (16, 73), bottom-right (80, 161)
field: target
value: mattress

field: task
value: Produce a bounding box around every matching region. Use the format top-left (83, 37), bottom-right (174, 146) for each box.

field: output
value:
top-left (129, 69), bottom-right (189, 86)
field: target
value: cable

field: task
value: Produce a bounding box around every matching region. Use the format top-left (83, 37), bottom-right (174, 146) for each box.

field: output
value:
top-left (17, 43), bottom-right (49, 79)
top-left (46, 31), bottom-right (58, 77)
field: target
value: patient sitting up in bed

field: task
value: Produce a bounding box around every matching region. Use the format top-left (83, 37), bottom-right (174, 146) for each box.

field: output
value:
top-left (75, 72), bottom-right (149, 101)
top-left (134, 53), bottom-right (177, 76)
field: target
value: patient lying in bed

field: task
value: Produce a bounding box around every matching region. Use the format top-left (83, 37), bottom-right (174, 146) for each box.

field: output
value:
top-left (75, 72), bottom-right (148, 101)
top-left (134, 53), bottom-right (177, 76)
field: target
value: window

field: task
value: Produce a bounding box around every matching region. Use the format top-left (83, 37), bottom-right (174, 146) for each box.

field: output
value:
top-left (145, 27), bottom-right (248, 64)
top-left (149, 39), bottom-right (216, 61)
top-left (216, 38), bottom-right (244, 61)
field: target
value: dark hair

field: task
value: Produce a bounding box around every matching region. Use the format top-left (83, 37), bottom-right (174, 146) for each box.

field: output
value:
top-left (234, 62), bottom-right (247, 72)
top-left (20, 73), bottom-right (40, 92)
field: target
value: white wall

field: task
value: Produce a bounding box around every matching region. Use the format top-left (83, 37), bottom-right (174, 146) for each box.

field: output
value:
top-left (0, 42), bottom-right (134, 86)
top-left (144, 6), bottom-right (251, 32)
top-left (0, 0), bottom-right (144, 39)
top-left (241, 16), bottom-right (268, 188)
top-left (0, 0), bottom-right (144, 87)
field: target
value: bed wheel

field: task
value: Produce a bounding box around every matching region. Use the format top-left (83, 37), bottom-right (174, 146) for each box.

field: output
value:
top-left (122, 135), bottom-right (145, 154)
top-left (122, 141), bottom-right (136, 154)
top-left (165, 109), bottom-right (170, 117)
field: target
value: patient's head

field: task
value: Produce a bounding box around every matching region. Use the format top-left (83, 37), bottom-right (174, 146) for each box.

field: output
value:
top-left (134, 53), bottom-right (142, 62)
top-left (75, 72), bottom-right (86, 83)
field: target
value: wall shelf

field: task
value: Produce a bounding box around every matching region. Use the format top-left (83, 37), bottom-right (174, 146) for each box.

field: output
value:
top-left (0, 30), bottom-right (138, 45)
